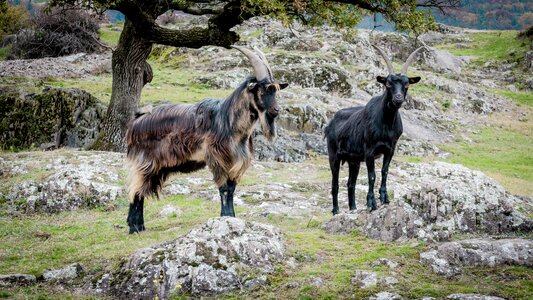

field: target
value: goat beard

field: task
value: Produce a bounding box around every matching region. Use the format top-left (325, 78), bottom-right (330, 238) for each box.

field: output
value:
top-left (260, 112), bottom-right (277, 141)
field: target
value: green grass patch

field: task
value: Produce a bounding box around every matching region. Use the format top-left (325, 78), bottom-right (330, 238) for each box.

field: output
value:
top-left (436, 31), bottom-right (529, 64)
top-left (98, 23), bottom-right (123, 47)
top-left (0, 195), bottom-right (217, 276)
top-left (0, 46), bottom-right (10, 60)
top-left (493, 89), bottom-right (533, 106)
top-left (441, 125), bottom-right (533, 196)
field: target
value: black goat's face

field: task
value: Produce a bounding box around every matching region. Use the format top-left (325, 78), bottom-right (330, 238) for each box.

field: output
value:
top-left (377, 74), bottom-right (421, 108)
top-left (248, 81), bottom-right (289, 140)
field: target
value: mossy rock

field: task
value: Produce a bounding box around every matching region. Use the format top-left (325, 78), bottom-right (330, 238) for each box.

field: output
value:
top-left (0, 87), bottom-right (106, 150)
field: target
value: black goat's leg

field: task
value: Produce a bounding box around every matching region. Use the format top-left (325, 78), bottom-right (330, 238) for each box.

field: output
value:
top-left (379, 151), bottom-right (394, 205)
top-left (365, 156), bottom-right (377, 211)
top-left (347, 162), bottom-right (360, 212)
top-left (219, 180), bottom-right (236, 217)
top-left (127, 194), bottom-right (145, 234)
top-left (330, 158), bottom-right (341, 215)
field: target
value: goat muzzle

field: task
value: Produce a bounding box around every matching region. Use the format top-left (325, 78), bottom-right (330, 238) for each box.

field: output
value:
top-left (392, 94), bottom-right (404, 107)
top-left (267, 105), bottom-right (280, 118)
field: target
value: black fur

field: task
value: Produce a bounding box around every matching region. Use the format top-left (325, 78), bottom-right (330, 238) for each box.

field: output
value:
top-left (325, 74), bottom-right (420, 214)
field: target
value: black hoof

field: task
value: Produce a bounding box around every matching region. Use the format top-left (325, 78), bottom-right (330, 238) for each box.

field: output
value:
top-left (128, 223), bottom-right (145, 234)
top-left (332, 208), bottom-right (339, 215)
top-left (348, 208), bottom-right (357, 214)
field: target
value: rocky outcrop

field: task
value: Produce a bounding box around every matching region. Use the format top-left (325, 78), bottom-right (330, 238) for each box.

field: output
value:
top-left (420, 238), bottom-right (533, 277)
top-left (2, 151), bottom-right (124, 213)
top-left (0, 87), bottom-right (106, 150)
top-left (94, 218), bottom-right (284, 298)
top-left (323, 162), bottom-right (532, 241)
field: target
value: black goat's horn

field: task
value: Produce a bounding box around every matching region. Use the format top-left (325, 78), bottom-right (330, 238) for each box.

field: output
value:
top-left (372, 44), bottom-right (395, 75)
top-left (401, 46), bottom-right (425, 75)
top-left (231, 45), bottom-right (271, 82)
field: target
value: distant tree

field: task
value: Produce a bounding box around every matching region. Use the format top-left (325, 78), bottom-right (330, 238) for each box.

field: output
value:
top-left (518, 12), bottom-right (533, 29)
top-left (47, 0), bottom-right (460, 151)
top-left (0, 1), bottom-right (29, 39)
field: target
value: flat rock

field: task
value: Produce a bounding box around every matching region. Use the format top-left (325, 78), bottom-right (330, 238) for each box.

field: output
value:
top-left (42, 263), bottom-right (84, 282)
top-left (446, 294), bottom-right (505, 300)
top-left (367, 291), bottom-right (403, 300)
top-left (351, 270), bottom-right (378, 288)
top-left (0, 274), bottom-right (37, 287)
top-left (421, 238), bottom-right (533, 277)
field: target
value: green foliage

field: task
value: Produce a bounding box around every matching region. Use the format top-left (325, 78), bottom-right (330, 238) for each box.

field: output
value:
top-left (0, 3), bottom-right (28, 39)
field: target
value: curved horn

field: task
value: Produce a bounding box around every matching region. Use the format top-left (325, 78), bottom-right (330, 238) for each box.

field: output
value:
top-left (401, 46), bottom-right (425, 75)
top-left (253, 47), bottom-right (274, 81)
top-left (231, 45), bottom-right (270, 82)
top-left (372, 44), bottom-right (394, 75)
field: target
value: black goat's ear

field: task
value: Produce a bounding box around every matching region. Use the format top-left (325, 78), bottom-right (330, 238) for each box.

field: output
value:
top-left (409, 76), bottom-right (421, 84)
top-left (247, 82), bottom-right (258, 91)
top-left (279, 82), bottom-right (289, 90)
top-left (376, 76), bottom-right (387, 84)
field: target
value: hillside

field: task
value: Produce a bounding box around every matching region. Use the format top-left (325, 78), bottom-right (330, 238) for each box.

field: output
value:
top-left (0, 16), bottom-right (532, 299)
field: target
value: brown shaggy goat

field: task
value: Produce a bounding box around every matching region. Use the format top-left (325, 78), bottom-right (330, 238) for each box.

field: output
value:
top-left (126, 46), bottom-right (288, 233)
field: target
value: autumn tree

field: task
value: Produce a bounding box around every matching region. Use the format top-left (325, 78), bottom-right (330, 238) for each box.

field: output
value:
top-left (48, 0), bottom-right (460, 152)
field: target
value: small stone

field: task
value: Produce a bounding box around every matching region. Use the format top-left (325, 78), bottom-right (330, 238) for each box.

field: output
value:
top-left (243, 275), bottom-right (267, 290)
top-left (380, 276), bottom-right (399, 287)
top-left (351, 270), bottom-right (377, 288)
top-left (368, 291), bottom-right (403, 300)
top-left (42, 263), bottom-right (84, 282)
top-left (369, 258), bottom-right (398, 269)
top-left (446, 294), bottom-right (505, 300)
top-left (158, 204), bottom-right (182, 217)
top-left (0, 274), bottom-right (37, 287)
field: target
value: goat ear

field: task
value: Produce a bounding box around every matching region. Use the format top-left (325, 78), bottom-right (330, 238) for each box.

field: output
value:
top-left (376, 76), bottom-right (387, 85)
top-left (247, 82), bottom-right (258, 91)
top-left (408, 76), bottom-right (421, 84)
top-left (279, 82), bottom-right (289, 90)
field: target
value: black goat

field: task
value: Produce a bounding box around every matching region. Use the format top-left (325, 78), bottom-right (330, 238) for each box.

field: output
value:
top-left (126, 46), bottom-right (288, 233)
top-left (325, 45), bottom-right (423, 214)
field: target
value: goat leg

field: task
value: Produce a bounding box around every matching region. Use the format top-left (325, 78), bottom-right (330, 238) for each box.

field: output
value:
top-left (127, 194), bottom-right (145, 234)
top-left (347, 162), bottom-right (360, 211)
top-left (330, 159), bottom-right (341, 215)
top-left (379, 151), bottom-right (393, 205)
top-left (365, 156), bottom-right (378, 211)
top-left (219, 180), bottom-right (236, 217)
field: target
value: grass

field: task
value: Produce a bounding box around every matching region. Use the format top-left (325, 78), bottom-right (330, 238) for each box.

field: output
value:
top-left (0, 195), bottom-right (219, 277)
top-left (98, 23), bottom-right (123, 47)
top-left (440, 110), bottom-right (533, 196)
top-left (493, 89), bottom-right (533, 106)
top-left (436, 31), bottom-right (530, 64)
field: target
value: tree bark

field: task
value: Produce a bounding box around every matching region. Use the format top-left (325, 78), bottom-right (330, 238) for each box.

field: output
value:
top-left (89, 19), bottom-right (153, 152)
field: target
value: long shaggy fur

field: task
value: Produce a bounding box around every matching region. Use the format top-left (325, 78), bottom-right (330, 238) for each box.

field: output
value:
top-left (126, 78), bottom-right (259, 202)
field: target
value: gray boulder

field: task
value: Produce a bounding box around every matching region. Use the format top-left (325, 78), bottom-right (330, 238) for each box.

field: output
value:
top-left (95, 217), bottom-right (284, 298)
top-left (368, 291), bottom-right (403, 300)
top-left (421, 238), bottom-right (533, 277)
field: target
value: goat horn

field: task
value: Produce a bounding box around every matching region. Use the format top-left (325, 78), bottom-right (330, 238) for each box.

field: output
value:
top-left (401, 46), bottom-right (425, 75)
top-left (253, 47), bottom-right (274, 82)
top-left (371, 44), bottom-right (395, 75)
top-left (231, 45), bottom-right (270, 82)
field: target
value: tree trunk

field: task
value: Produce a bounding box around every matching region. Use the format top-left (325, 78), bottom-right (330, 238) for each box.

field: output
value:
top-left (89, 20), bottom-right (153, 152)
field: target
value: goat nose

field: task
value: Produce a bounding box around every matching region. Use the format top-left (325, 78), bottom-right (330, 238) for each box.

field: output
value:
top-left (393, 94), bottom-right (403, 102)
